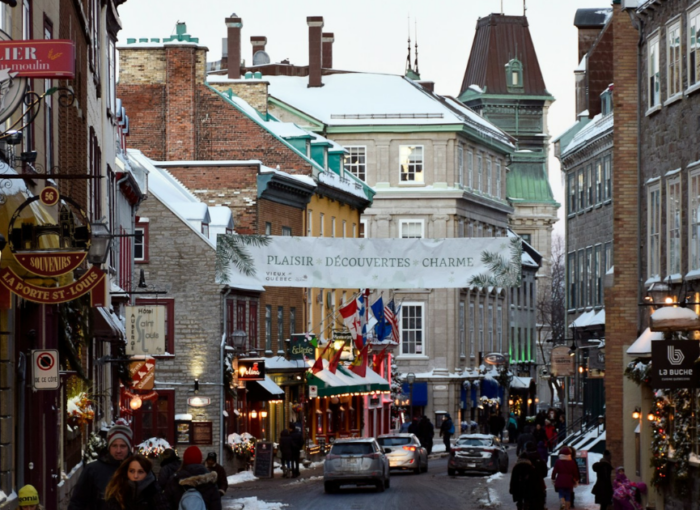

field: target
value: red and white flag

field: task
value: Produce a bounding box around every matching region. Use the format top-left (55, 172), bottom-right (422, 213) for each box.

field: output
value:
top-left (385, 299), bottom-right (400, 344)
top-left (339, 299), bottom-right (363, 349)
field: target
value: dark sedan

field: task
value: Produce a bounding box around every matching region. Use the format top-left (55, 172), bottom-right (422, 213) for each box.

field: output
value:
top-left (447, 434), bottom-right (509, 476)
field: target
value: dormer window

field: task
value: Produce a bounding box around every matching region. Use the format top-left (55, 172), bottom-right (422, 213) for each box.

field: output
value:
top-left (600, 85), bottom-right (614, 116)
top-left (201, 223), bottom-right (209, 238)
top-left (505, 59), bottom-right (524, 92)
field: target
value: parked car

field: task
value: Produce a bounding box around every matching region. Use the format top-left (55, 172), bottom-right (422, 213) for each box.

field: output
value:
top-left (323, 438), bottom-right (391, 493)
top-left (447, 434), bottom-right (509, 476)
top-left (377, 433), bottom-right (428, 474)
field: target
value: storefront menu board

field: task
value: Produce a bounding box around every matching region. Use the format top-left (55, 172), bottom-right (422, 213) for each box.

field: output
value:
top-left (575, 450), bottom-right (589, 484)
top-left (175, 420), bottom-right (191, 445)
top-left (254, 441), bottom-right (274, 478)
top-left (191, 421), bottom-right (213, 445)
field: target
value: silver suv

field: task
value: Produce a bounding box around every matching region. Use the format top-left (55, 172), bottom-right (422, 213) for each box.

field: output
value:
top-left (323, 438), bottom-right (391, 493)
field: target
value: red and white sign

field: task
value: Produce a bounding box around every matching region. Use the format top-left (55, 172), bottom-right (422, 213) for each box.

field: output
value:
top-left (32, 349), bottom-right (59, 390)
top-left (0, 40), bottom-right (75, 78)
top-left (129, 356), bottom-right (155, 390)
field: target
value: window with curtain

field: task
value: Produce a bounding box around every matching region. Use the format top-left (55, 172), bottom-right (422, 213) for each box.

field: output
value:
top-left (648, 185), bottom-right (661, 278)
top-left (399, 145), bottom-right (424, 183)
top-left (648, 35), bottom-right (660, 109)
top-left (667, 21), bottom-right (682, 98)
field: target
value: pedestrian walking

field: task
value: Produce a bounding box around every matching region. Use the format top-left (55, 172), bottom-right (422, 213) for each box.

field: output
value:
top-left (551, 446), bottom-right (580, 510)
top-left (158, 449), bottom-right (181, 489)
top-left (536, 441), bottom-right (549, 463)
top-left (290, 423), bottom-right (304, 477)
top-left (524, 442), bottom-right (547, 510)
top-left (104, 454), bottom-right (168, 510)
top-left (507, 412), bottom-right (519, 444)
top-left (407, 416), bottom-right (419, 435)
top-left (279, 428), bottom-right (293, 478)
top-left (544, 420), bottom-right (557, 450)
top-left (568, 445), bottom-right (578, 509)
top-left (516, 426), bottom-right (534, 456)
top-left (68, 419), bottom-right (133, 510)
top-left (533, 423), bottom-right (547, 446)
top-left (164, 446), bottom-right (221, 510)
top-left (18, 484), bottom-right (42, 510)
top-left (592, 450), bottom-right (614, 510)
top-left (489, 413), bottom-right (502, 437)
top-left (439, 413), bottom-right (454, 451)
top-left (510, 452), bottom-right (538, 510)
top-left (204, 453), bottom-right (228, 496)
top-left (417, 415), bottom-right (434, 455)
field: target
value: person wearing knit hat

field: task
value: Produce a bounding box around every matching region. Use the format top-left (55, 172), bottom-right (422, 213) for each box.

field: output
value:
top-left (18, 484), bottom-right (42, 509)
top-left (68, 419), bottom-right (133, 510)
top-left (165, 446), bottom-right (221, 510)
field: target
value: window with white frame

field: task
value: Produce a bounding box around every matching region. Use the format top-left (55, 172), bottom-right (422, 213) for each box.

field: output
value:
top-left (344, 146), bottom-right (367, 182)
top-left (568, 173), bottom-right (577, 214)
top-left (399, 302), bottom-right (424, 355)
top-left (486, 158), bottom-right (492, 195)
top-left (648, 34), bottom-right (660, 109)
top-left (135, 221), bottom-right (148, 263)
top-left (467, 150), bottom-right (474, 188)
top-left (604, 242), bottom-right (613, 273)
top-left (595, 160), bottom-right (603, 204)
top-left (202, 223), bottom-right (209, 238)
top-left (496, 161), bottom-right (502, 198)
top-left (690, 170), bottom-right (700, 271)
top-left (277, 306), bottom-right (283, 351)
top-left (649, 185), bottom-right (661, 278)
top-left (477, 154), bottom-right (483, 191)
top-left (282, 226), bottom-right (292, 236)
top-left (578, 250), bottom-right (585, 308)
top-left (478, 304), bottom-right (484, 353)
top-left (497, 305), bottom-right (502, 352)
top-left (400, 219), bottom-right (424, 239)
top-left (594, 245), bottom-right (602, 305)
top-left (604, 156), bottom-right (612, 200)
top-left (586, 165), bottom-right (594, 207)
top-left (578, 169), bottom-right (585, 209)
top-left (668, 177), bottom-right (681, 276)
top-left (586, 247), bottom-right (593, 306)
top-left (469, 303), bottom-right (475, 357)
top-left (399, 145), bottom-right (424, 183)
top-left (690, 7), bottom-right (700, 86)
top-left (265, 222), bottom-right (272, 235)
top-left (458, 145), bottom-right (464, 188)
top-left (459, 301), bottom-right (466, 358)
top-left (668, 21), bottom-right (682, 98)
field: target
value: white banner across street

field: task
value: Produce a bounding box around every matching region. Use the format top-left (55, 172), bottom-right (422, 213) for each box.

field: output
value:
top-left (217, 236), bottom-right (521, 289)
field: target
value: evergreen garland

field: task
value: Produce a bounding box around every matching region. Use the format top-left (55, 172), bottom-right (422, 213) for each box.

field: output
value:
top-left (624, 359), bottom-right (652, 386)
top-left (82, 431), bottom-right (106, 464)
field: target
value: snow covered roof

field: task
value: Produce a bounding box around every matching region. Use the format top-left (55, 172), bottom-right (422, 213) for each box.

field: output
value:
top-left (588, 309), bottom-right (606, 327)
top-left (511, 376), bottom-right (532, 389)
top-left (561, 112), bottom-right (613, 157)
top-left (263, 356), bottom-right (307, 370)
top-left (626, 327), bottom-right (663, 356)
top-left (569, 310), bottom-right (596, 329)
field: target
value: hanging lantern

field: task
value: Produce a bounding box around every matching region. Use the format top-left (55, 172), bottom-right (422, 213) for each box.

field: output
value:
top-left (130, 395), bottom-right (142, 410)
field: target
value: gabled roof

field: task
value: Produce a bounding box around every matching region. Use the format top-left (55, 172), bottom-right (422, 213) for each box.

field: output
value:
top-left (460, 14), bottom-right (550, 98)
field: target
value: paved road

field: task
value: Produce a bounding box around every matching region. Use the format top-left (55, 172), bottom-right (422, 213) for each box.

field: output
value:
top-left (223, 449), bottom-right (516, 510)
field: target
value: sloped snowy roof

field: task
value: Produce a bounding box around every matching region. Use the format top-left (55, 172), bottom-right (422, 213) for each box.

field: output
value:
top-left (561, 112), bottom-right (613, 156)
top-left (569, 310), bottom-right (596, 329)
top-left (626, 327), bottom-right (663, 356)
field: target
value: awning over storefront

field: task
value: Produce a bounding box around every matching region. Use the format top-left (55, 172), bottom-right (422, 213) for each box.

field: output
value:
top-left (510, 376), bottom-right (532, 390)
top-left (481, 377), bottom-right (500, 399)
top-left (92, 307), bottom-right (125, 340)
top-left (246, 375), bottom-right (285, 402)
top-left (400, 382), bottom-right (428, 406)
top-left (626, 327), bottom-right (663, 357)
top-left (569, 310), bottom-right (596, 328)
top-left (306, 359), bottom-right (390, 398)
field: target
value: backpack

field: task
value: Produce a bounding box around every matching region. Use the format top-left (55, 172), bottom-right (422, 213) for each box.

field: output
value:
top-left (448, 420), bottom-right (455, 435)
top-left (179, 488), bottom-right (206, 510)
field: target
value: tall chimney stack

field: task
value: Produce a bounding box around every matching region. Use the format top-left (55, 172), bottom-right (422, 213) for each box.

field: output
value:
top-left (307, 16), bottom-right (324, 87)
top-left (226, 15), bottom-right (243, 79)
top-left (251, 36), bottom-right (267, 62)
top-left (322, 32), bottom-right (334, 69)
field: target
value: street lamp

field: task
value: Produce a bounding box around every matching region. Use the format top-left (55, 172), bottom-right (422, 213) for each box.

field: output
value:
top-left (87, 221), bottom-right (112, 265)
top-left (406, 372), bottom-right (416, 422)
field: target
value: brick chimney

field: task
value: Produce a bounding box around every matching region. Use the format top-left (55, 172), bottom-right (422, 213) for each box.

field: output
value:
top-left (307, 16), bottom-right (324, 87)
top-left (251, 36), bottom-right (267, 62)
top-left (322, 32), bottom-right (334, 68)
top-left (226, 15), bottom-right (243, 79)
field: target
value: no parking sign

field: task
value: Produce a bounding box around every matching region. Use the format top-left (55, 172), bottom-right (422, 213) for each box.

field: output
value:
top-left (32, 349), bottom-right (59, 390)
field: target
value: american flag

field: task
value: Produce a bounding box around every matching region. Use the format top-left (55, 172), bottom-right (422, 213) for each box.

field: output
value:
top-left (384, 299), bottom-right (400, 344)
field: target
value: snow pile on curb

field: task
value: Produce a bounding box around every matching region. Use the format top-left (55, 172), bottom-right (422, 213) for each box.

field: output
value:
top-left (223, 497), bottom-right (288, 510)
top-left (227, 471), bottom-right (258, 485)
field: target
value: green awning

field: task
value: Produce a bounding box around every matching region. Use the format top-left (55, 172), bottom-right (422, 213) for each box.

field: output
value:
top-left (306, 359), bottom-right (390, 398)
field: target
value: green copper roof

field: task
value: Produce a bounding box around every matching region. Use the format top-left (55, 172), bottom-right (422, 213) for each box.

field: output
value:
top-left (405, 69), bottom-right (421, 80)
top-left (552, 117), bottom-right (591, 155)
top-left (506, 160), bottom-right (558, 205)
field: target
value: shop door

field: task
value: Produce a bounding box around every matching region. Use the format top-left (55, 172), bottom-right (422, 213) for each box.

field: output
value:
top-left (133, 390), bottom-right (174, 445)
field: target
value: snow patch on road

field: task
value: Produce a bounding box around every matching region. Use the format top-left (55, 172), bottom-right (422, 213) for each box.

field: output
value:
top-left (223, 497), bottom-right (288, 510)
top-left (486, 472), bottom-right (504, 483)
top-left (227, 471), bottom-right (258, 485)
top-left (284, 475), bottom-right (323, 486)
top-left (478, 487), bottom-right (501, 508)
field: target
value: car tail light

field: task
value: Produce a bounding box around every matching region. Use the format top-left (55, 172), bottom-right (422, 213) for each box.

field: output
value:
top-left (403, 446), bottom-right (417, 452)
top-left (363, 453), bottom-right (381, 460)
top-left (450, 448), bottom-right (456, 455)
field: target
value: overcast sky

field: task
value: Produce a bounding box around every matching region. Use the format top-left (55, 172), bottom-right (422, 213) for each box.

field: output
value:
top-left (119, 0), bottom-right (613, 242)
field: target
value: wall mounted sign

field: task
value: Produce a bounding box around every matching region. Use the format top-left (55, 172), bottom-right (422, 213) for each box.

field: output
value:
top-left (0, 29), bottom-right (26, 124)
top-left (550, 346), bottom-right (575, 377)
top-left (289, 333), bottom-right (315, 361)
top-left (190, 421), bottom-right (213, 445)
top-left (0, 187), bottom-right (107, 308)
top-left (125, 305), bottom-right (166, 355)
top-left (32, 349), bottom-right (59, 390)
top-left (175, 420), bottom-right (191, 445)
top-left (128, 356), bottom-right (155, 391)
top-left (0, 38), bottom-right (75, 78)
top-left (651, 340), bottom-right (700, 389)
top-left (484, 353), bottom-right (506, 366)
top-left (187, 396), bottom-right (211, 407)
top-left (238, 359), bottom-right (265, 381)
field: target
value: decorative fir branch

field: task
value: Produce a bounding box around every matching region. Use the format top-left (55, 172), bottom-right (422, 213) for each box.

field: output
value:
top-left (215, 234), bottom-right (271, 283)
top-left (468, 237), bottom-right (522, 288)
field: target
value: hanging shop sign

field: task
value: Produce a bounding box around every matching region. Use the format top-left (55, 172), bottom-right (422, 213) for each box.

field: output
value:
top-left (128, 356), bottom-right (155, 391)
top-left (217, 235), bottom-right (522, 289)
top-left (651, 340), bottom-right (700, 389)
top-left (0, 29), bottom-right (27, 125)
top-left (550, 346), bottom-right (575, 377)
top-left (238, 359), bottom-right (265, 381)
top-left (125, 305), bottom-right (166, 355)
top-left (0, 37), bottom-right (75, 78)
top-left (289, 333), bottom-right (315, 360)
top-left (0, 187), bottom-right (107, 308)
top-left (32, 349), bottom-right (59, 390)
top-left (484, 353), bottom-right (507, 366)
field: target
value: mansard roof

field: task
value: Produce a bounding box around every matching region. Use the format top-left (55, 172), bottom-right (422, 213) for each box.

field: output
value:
top-left (459, 14), bottom-right (550, 98)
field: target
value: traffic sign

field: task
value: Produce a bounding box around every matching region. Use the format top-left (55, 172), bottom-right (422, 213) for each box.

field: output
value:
top-left (32, 349), bottom-right (59, 390)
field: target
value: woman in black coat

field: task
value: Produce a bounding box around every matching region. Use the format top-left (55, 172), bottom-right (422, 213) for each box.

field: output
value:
top-left (279, 429), bottom-right (294, 477)
top-left (165, 446), bottom-right (221, 510)
top-left (592, 450), bottom-right (614, 510)
top-left (104, 454), bottom-right (168, 510)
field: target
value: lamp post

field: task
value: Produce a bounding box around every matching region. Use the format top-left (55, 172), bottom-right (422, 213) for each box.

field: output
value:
top-left (406, 372), bottom-right (416, 422)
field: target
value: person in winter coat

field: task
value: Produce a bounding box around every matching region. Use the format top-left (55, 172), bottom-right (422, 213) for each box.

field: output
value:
top-left (510, 453), bottom-right (538, 510)
top-left (289, 424), bottom-right (304, 477)
top-left (407, 417), bottom-right (420, 435)
top-left (612, 467), bottom-right (642, 510)
top-left (552, 446), bottom-right (580, 510)
top-left (18, 484), bottom-right (43, 510)
top-left (158, 449), bottom-right (181, 489)
top-left (279, 429), bottom-right (294, 477)
top-left (417, 415), bottom-right (435, 455)
top-left (439, 414), bottom-right (454, 451)
top-left (204, 453), bottom-right (228, 496)
top-left (592, 450), bottom-right (614, 510)
top-left (517, 426), bottom-right (535, 456)
top-left (525, 442), bottom-right (548, 510)
top-left (68, 420), bottom-right (133, 510)
top-left (545, 420), bottom-right (558, 450)
top-left (533, 423), bottom-right (548, 446)
top-left (507, 413), bottom-right (519, 444)
top-left (536, 441), bottom-right (549, 463)
top-left (104, 454), bottom-right (168, 510)
top-left (165, 446), bottom-right (221, 510)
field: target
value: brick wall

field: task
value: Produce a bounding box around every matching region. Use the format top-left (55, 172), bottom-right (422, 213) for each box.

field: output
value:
top-left (209, 81), bottom-right (269, 116)
top-left (607, 4), bottom-right (639, 463)
top-left (586, 24), bottom-right (614, 117)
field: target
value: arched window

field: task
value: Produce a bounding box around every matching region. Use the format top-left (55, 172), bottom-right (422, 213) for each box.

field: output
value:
top-left (505, 59), bottom-right (524, 92)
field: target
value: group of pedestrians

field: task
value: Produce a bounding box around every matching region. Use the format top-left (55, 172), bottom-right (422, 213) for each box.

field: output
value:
top-left (278, 423), bottom-right (304, 478)
top-left (407, 415), bottom-right (437, 453)
top-left (64, 420), bottom-right (226, 510)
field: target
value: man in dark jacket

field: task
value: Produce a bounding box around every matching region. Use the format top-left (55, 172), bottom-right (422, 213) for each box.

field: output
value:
top-left (592, 450), bottom-right (614, 510)
top-left (279, 429), bottom-right (294, 477)
top-left (509, 453), bottom-right (537, 510)
top-left (525, 442), bottom-right (547, 510)
top-left (407, 417), bottom-right (419, 435)
top-left (289, 424), bottom-right (304, 477)
top-left (205, 452), bottom-right (228, 496)
top-left (68, 420), bottom-right (132, 510)
top-left (417, 415), bottom-right (434, 455)
top-left (165, 446), bottom-right (221, 510)
top-left (158, 449), bottom-right (181, 489)
top-left (439, 414), bottom-right (454, 451)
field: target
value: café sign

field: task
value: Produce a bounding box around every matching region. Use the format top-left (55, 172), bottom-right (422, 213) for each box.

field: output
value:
top-left (0, 38), bottom-right (75, 78)
top-left (289, 333), bottom-right (315, 361)
top-left (651, 340), bottom-right (700, 389)
top-left (550, 345), bottom-right (575, 377)
top-left (238, 359), bottom-right (265, 381)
